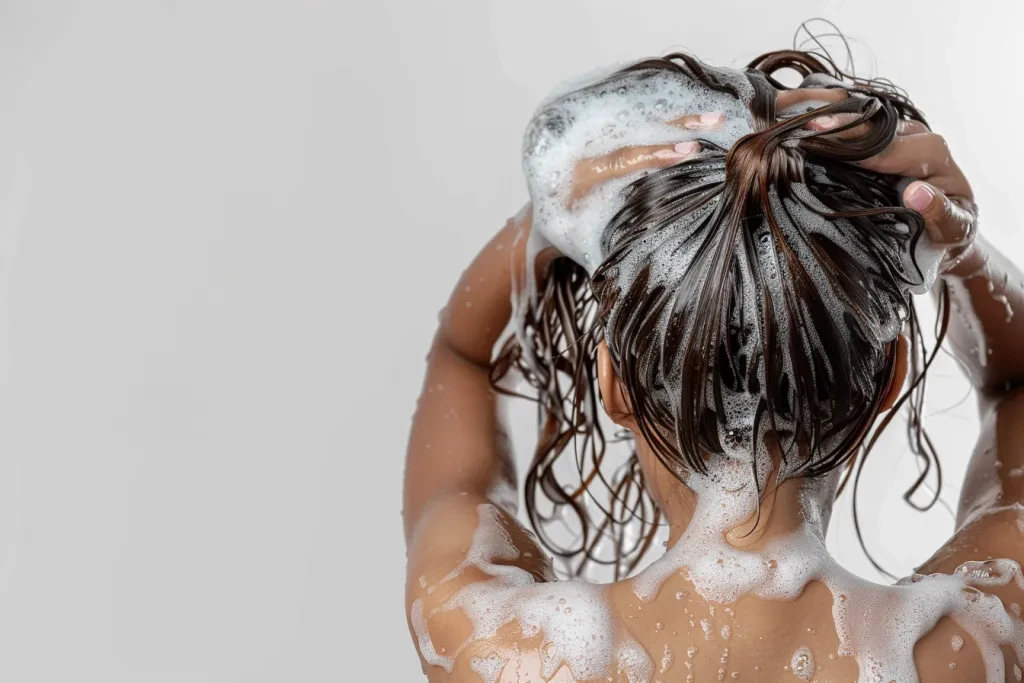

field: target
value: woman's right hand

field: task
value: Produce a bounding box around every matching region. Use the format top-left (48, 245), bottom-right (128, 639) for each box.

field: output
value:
top-left (567, 111), bottom-right (724, 204)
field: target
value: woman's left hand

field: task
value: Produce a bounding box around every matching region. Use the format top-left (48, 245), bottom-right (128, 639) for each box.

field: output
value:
top-left (780, 86), bottom-right (979, 275)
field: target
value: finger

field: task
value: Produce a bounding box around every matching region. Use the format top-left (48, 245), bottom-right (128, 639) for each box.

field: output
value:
top-left (805, 112), bottom-right (871, 140)
top-left (776, 87), bottom-right (847, 114)
top-left (571, 141), bottom-right (701, 203)
top-left (903, 181), bottom-right (977, 249)
top-left (858, 133), bottom-right (972, 199)
top-left (668, 111), bottom-right (726, 131)
top-left (804, 113), bottom-right (930, 140)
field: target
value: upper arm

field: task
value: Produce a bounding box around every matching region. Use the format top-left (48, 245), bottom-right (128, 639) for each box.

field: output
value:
top-left (954, 387), bottom-right (1024, 534)
top-left (919, 386), bottom-right (1024, 576)
top-left (402, 209), bottom-right (530, 542)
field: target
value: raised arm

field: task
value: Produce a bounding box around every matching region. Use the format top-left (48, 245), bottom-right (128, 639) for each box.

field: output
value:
top-left (401, 209), bottom-right (537, 543)
top-left (937, 238), bottom-right (1024, 530)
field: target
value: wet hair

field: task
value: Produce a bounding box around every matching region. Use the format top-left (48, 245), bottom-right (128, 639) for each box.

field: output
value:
top-left (491, 47), bottom-right (948, 580)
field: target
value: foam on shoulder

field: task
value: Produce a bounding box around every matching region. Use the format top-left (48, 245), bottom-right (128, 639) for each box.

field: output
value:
top-left (411, 503), bottom-right (653, 682)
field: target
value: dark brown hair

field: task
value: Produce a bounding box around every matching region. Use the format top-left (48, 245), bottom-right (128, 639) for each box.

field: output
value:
top-left (491, 47), bottom-right (947, 580)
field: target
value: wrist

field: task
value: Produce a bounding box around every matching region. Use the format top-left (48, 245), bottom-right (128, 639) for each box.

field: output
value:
top-left (939, 240), bottom-right (987, 281)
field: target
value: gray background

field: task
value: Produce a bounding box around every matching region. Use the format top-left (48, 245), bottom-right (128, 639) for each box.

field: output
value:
top-left (0, 0), bottom-right (1020, 681)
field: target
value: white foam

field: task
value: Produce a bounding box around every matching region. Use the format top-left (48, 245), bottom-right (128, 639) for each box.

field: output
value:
top-left (428, 503), bottom-right (524, 593)
top-left (522, 62), bottom-right (753, 274)
top-left (630, 464), bottom-right (1024, 683)
top-left (410, 598), bottom-right (454, 672)
top-left (660, 643), bottom-right (674, 674)
top-left (412, 504), bottom-right (639, 681)
top-left (469, 653), bottom-right (506, 683)
top-left (791, 645), bottom-right (815, 680)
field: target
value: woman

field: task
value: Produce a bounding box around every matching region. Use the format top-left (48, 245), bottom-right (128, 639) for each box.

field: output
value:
top-left (403, 49), bottom-right (1023, 682)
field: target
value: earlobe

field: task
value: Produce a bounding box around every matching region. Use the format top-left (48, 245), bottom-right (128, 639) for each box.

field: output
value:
top-left (879, 333), bottom-right (910, 412)
top-left (597, 342), bottom-right (636, 429)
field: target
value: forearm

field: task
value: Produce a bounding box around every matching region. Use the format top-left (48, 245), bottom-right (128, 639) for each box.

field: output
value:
top-left (934, 235), bottom-right (1024, 393)
top-left (934, 237), bottom-right (1024, 525)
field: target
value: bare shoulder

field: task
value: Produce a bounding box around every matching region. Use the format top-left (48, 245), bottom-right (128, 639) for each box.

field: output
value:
top-left (909, 504), bottom-right (1024, 683)
top-left (404, 494), bottom-right (565, 681)
top-left (405, 496), bottom-right (636, 681)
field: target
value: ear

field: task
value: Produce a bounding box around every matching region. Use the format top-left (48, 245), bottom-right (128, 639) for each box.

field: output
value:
top-left (879, 333), bottom-right (910, 413)
top-left (597, 341), bottom-right (637, 430)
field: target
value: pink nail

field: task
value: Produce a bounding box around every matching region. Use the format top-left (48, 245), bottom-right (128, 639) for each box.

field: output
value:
top-left (905, 183), bottom-right (934, 212)
top-left (700, 111), bottom-right (724, 126)
top-left (674, 141), bottom-right (700, 155)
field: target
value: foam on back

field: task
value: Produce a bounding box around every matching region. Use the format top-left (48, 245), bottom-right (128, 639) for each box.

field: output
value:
top-left (630, 465), bottom-right (1024, 683)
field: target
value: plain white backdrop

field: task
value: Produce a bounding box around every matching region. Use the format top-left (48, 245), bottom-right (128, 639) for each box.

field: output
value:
top-left (0, 1), bottom-right (1021, 681)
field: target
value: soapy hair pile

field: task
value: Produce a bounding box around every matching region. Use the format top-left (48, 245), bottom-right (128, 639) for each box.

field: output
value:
top-left (490, 48), bottom-right (948, 580)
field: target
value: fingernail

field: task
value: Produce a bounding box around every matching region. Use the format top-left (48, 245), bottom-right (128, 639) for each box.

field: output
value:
top-left (674, 141), bottom-right (700, 155)
top-left (684, 112), bottom-right (724, 129)
top-left (811, 115), bottom-right (837, 129)
top-left (653, 149), bottom-right (686, 159)
top-left (905, 183), bottom-right (935, 212)
top-left (700, 111), bottom-right (724, 126)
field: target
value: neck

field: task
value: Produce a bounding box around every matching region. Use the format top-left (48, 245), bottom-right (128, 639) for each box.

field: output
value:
top-left (640, 443), bottom-right (842, 551)
top-left (629, 450), bottom-right (844, 604)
